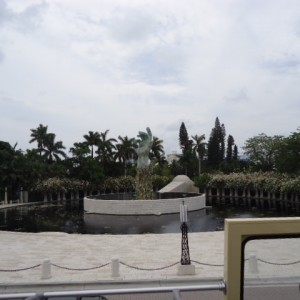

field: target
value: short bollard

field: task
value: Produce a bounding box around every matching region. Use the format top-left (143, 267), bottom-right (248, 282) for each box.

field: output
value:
top-left (249, 254), bottom-right (258, 273)
top-left (41, 259), bottom-right (52, 279)
top-left (111, 258), bottom-right (120, 277)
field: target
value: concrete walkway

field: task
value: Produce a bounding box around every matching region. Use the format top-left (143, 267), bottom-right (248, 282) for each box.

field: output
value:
top-left (0, 229), bottom-right (300, 297)
top-left (0, 231), bottom-right (224, 290)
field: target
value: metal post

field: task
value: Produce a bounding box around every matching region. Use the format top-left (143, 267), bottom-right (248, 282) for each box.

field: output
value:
top-left (172, 289), bottom-right (182, 300)
top-left (180, 202), bottom-right (190, 265)
top-left (178, 202), bottom-right (195, 275)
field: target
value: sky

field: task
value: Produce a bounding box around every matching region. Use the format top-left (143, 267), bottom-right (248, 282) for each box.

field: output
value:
top-left (0, 0), bottom-right (299, 155)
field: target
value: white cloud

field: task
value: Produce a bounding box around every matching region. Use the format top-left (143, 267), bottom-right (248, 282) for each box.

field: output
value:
top-left (0, 0), bottom-right (299, 155)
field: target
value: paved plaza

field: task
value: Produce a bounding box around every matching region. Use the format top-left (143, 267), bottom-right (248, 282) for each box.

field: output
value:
top-left (0, 231), bottom-right (224, 286)
top-left (0, 204), bottom-right (299, 297)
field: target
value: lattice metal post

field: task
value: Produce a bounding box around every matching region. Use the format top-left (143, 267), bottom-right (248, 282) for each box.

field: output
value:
top-left (180, 202), bottom-right (190, 265)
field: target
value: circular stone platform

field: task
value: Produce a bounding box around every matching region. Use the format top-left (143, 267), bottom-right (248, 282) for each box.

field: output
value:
top-left (83, 193), bottom-right (206, 215)
top-left (84, 175), bottom-right (206, 215)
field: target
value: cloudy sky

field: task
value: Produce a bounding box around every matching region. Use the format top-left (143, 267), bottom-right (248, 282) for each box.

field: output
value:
top-left (0, 0), bottom-right (299, 155)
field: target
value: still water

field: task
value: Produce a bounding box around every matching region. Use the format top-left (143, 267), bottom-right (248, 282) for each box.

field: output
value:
top-left (0, 200), bottom-right (297, 234)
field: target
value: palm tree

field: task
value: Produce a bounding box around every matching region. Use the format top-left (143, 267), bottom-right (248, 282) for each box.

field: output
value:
top-left (70, 142), bottom-right (90, 158)
top-left (29, 124), bottom-right (48, 156)
top-left (115, 136), bottom-right (137, 176)
top-left (69, 142), bottom-right (90, 168)
top-left (192, 134), bottom-right (206, 175)
top-left (0, 141), bottom-right (23, 189)
top-left (43, 134), bottom-right (66, 163)
top-left (96, 130), bottom-right (117, 163)
top-left (150, 136), bottom-right (165, 164)
top-left (83, 131), bottom-right (100, 158)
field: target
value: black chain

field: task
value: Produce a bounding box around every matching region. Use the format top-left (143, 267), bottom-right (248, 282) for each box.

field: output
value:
top-left (191, 260), bottom-right (224, 267)
top-left (120, 261), bottom-right (179, 271)
top-left (257, 258), bottom-right (300, 266)
top-left (51, 262), bottom-right (110, 271)
top-left (0, 264), bottom-right (41, 272)
top-left (3, 258), bottom-right (298, 273)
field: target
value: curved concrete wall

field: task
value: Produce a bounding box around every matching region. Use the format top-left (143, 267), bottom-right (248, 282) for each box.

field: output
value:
top-left (84, 194), bottom-right (206, 215)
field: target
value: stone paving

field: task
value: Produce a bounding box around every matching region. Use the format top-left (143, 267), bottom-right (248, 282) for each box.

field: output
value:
top-left (1, 228), bottom-right (300, 287)
top-left (0, 231), bottom-right (224, 285)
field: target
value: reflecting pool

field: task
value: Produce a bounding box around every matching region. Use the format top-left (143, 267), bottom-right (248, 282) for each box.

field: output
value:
top-left (0, 200), bottom-right (297, 234)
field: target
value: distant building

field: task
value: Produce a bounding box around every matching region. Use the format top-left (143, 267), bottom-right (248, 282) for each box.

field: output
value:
top-left (166, 151), bottom-right (179, 164)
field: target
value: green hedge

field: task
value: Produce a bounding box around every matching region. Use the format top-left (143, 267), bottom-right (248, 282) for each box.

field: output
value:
top-left (32, 175), bottom-right (173, 194)
top-left (194, 172), bottom-right (300, 194)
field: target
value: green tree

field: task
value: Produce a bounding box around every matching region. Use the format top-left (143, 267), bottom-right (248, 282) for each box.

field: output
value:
top-left (243, 133), bottom-right (283, 171)
top-left (274, 129), bottom-right (300, 173)
top-left (178, 122), bottom-right (195, 176)
top-left (192, 134), bottom-right (206, 175)
top-left (169, 159), bottom-right (184, 176)
top-left (0, 141), bottom-right (29, 198)
top-left (69, 142), bottom-right (91, 178)
top-left (96, 130), bottom-right (117, 163)
top-left (70, 142), bottom-right (90, 162)
top-left (115, 135), bottom-right (137, 176)
top-left (226, 134), bottom-right (235, 161)
top-left (29, 124), bottom-right (48, 156)
top-left (96, 130), bottom-right (117, 176)
top-left (179, 122), bottom-right (189, 151)
top-left (233, 145), bottom-right (238, 160)
top-left (76, 157), bottom-right (104, 184)
top-left (83, 131), bottom-right (100, 158)
top-left (207, 117), bottom-right (226, 169)
top-left (42, 134), bottom-right (66, 163)
top-left (150, 136), bottom-right (165, 162)
top-left (22, 149), bottom-right (48, 183)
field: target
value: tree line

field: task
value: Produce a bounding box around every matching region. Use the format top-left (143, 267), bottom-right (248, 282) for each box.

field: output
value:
top-left (0, 117), bottom-right (299, 198)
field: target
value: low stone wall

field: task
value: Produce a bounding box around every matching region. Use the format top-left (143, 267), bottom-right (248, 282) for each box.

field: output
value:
top-left (84, 194), bottom-right (206, 215)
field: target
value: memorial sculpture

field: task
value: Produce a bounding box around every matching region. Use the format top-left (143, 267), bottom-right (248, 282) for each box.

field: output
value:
top-left (135, 127), bottom-right (153, 200)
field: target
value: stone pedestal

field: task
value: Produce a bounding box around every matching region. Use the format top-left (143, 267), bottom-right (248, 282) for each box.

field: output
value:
top-left (135, 166), bottom-right (153, 200)
top-left (177, 264), bottom-right (195, 275)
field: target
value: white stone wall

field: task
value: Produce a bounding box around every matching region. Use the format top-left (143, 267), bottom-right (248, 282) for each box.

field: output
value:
top-left (84, 195), bottom-right (206, 215)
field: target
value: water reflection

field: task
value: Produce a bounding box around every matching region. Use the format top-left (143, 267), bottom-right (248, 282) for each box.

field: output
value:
top-left (0, 200), bottom-right (297, 234)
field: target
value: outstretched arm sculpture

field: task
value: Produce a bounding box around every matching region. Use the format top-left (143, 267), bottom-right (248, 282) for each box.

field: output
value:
top-left (135, 127), bottom-right (153, 200)
top-left (136, 127), bottom-right (152, 169)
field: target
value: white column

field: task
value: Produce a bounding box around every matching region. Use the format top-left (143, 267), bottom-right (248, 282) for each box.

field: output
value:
top-left (4, 187), bottom-right (8, 205)
top-left (20, 187), bottom-right (23, 203)
top-left (24, 191), bottom-right (28, 203)
top-left (111, 258), bottom-right (120, 277)
top-left (248, 254), bottom-right (258, 273)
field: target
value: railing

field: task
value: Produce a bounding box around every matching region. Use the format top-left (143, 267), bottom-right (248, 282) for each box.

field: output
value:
top-left (0, 282), bottom-right (227, 300)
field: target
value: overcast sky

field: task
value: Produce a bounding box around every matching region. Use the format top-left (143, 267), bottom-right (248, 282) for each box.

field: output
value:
top-left (0, 0), bottom-right (299, 155)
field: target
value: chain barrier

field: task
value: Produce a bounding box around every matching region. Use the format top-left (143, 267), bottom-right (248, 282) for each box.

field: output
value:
top-left (51, 262), bottom-right (110, 271)
top-left (0, 264), bottom-right (41, 272)
top-left (120, 261), bottom-right (179, 271)
top-left (257, 258), bottom-right (300, 266)
top-left (191, 260), bottom-right (224, 267)
top-left (1, 258), bottom-right (300, 273)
